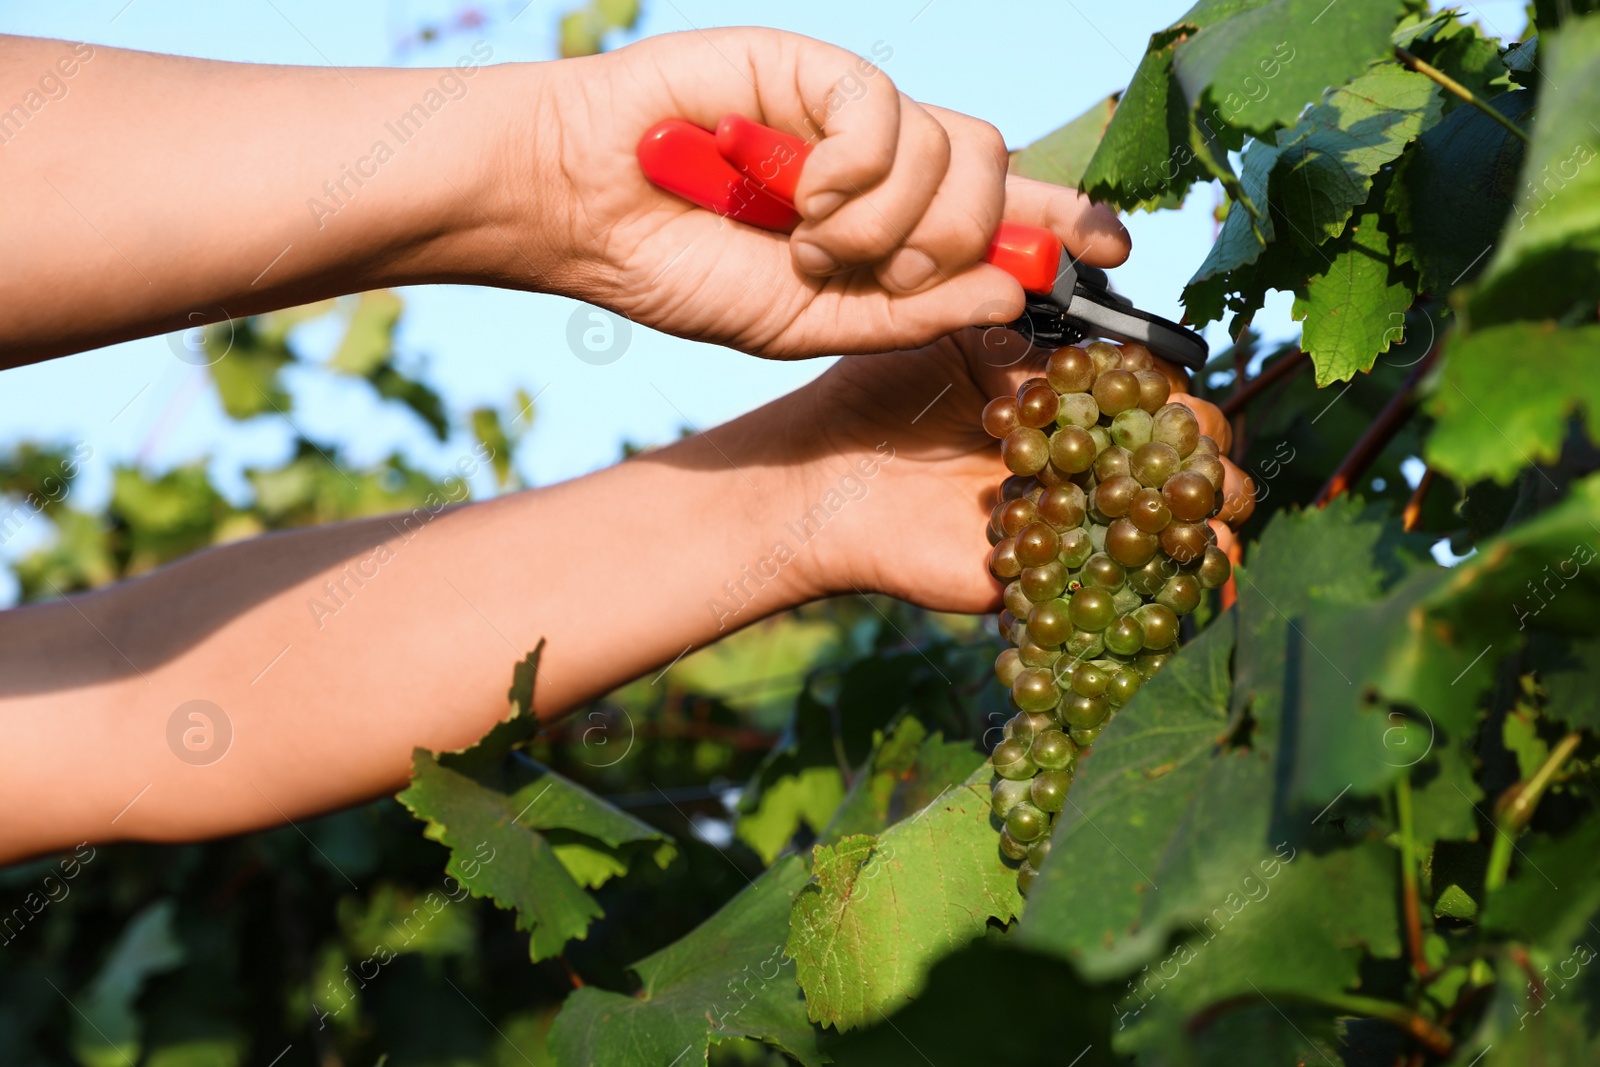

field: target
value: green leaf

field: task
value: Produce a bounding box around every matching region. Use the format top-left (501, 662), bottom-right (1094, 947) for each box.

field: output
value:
top-left (559, 0), bottom-right (640, 57)
top-left (1010, 93), bottom-right (1119, 189)
top-left (1425, 323), bottom-right (1600, 484)
top-left (547, 855), bottom-right (824, 1067)
top-left (736, 766), bottom-right (845, 866)
top-left (1472, 14), bottom-right (1600, 324)
top-left (1537, 634), bottom-right (1600, 732)
top-left (71, 901), bottom-right (186, 1067)
top-left (328, 290), bottom-right (402, 376)
top-left (1174, 0), bottom-right (1407, 136)
top-left (1292, 210), bottom-right (1418, 384)
top-left (1184, 137), bottom-right (1280, 324)
top-left (787, 765), bottom-right (1022, 1031)
top-left (208, 319), bottom-right (293, 420)
top-left (819, 716), bottom-right (984, 844)
top-left (1079, 44), bottom-right (1208, 211)
top-left (1482, 818), bottom-right (1600, 950)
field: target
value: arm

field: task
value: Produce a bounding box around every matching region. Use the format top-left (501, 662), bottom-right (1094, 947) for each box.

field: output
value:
top-left (0, 30), bottom-right (1130, 366)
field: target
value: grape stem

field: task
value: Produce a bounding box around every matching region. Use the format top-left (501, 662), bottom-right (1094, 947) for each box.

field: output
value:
top-left (1401, 468), bottom-right (1436, 532)
top-left (1188, 990), bottom-right (1452, 1055)
top-left (1313, 346), bottom-right (1439, 507)
top-left (1486, 731), bottom-right (1582, 892)
top-left (1395, 776), bottom-right (1431, 978)
top-left (1218, 349), bottom-right (1310, 420)
top-left (1394, 47), bottom-right (1531, 146)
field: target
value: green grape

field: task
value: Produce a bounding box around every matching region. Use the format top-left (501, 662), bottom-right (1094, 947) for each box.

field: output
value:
top-left (1128, 487), bottom-right (1172, 533)
top-left (1020, 559), bottom-right (1069, 601)
top-left (1087, 426), bottom-right (1113, 454)
top-left (1105, 518), bottom-right (1159, 568)
top-left (1135, 603), bottom-right (1179, 649)
top-left (1092, 473), bottom-right (1139, 518)
top-left (1049, 425), bottom-right (1097, 474)
top-left (1162, 469), bottom-right (1216, 523)
top-left (987, 523), bottom-right (1004, 547)
top-left (1058, 527), bottom-right (1094, 569)
top-left (1081, 552), bottom-right (1125, 591)
top-left (1055, 392), bottom-right (1099, 429)
top-left (1017, 861), bottom-right (1039, 894)
top-left (1129, 441), bottom-right (1181, 488)
top-left (1159, 520), bottom-right (1213, 565)
top-left (999, 827), bottom-right (1031, 861)
top-left (982, 395), bottom-right (1021, 439)
top-left (1069, 587), bottom-right (1116, 631)
top-left (1062, 693), bottom-right (1110, 730)
top-left (999, 496), bottom-right (1039, 536)
top-left (1003, 581), bottom-right (1032, 619)
top-left (1027, 836), bottom-right (1053, 868)
top-left (1190, 435), bottom-right (1220, 457)
top-left (989, 538), bottom-right (1022, 580)
top-left (1197, 545), bottom-right (1233, 589)
top-left (1117, 342), bottom-right (1154, 371)
top-left (1016, 375), bottom-right (1049, 398)
top-left (1151, 402), bottom-right (1200, 456)
top-left (1072, 663), bottom-right (1109, 698)
top-left (1111, 587), bottom-right (1143, 616)
top-left (1030, 728), bottom-right (1076, 770)
top-left (1087, 522), bottom-right (1108, 553)
top-left (991, 777), bottom-right (1032, 819)
top-left (1094, 445), bottom-right (1132, 481)
top-left (1018, 641), bottom-right (1060, 668)
top-left (1064, 628), bottom-right (1105, 660)
top-left (1006, 802), bottom-right (1049, 842)
top-left (1126, 556), bottom-right (1176, 596)
top-left (1001, 475), bottom-right (1038, 504)
top-left (1031, 769), bottom-right (1073, 813)
top-left (1002, 427), bottom-right (1050, 475)
top-left (1034, 460), bottom-right (1071, 488)
top-left (1085, 340), bottom-right (1122, 375)
top-left (1092, 369), bottom-right (1141, 416)
top-left (1135, 369), bottom-right (1171, 413)
top-left (1047, 347), bottom-right (1096, 393)
top-left (1184, 453), bottom-right (1227, 493)
top-left (1105, 613), bottom-right (1145, 655)
top-left (1015, 522), bottom-right (1060, 567)
top-left (1110, 407), bottom-right (1154, 450)
top-left (995, 648), bottom-right (1023, 688)
top-left (992, 738), bottom-right (1036, 780)
top-left (1070, 720), bottom-right (1107, 746)
top-left (1005, 711), bottom-right (1056, 744)
top-left (1037, 483), bottom-right (1087, 529)
top-left (1011, 668), bottom-right (1058, 713)
top-left (1017, 383), bottom-right (1060, 429)
top-left (988, 499), bottom-right (1008, 540)
top-left (1157, 573), bottom-right (1202, 616)
top-left (1135, 649), bottom-right (1173, 679)
top-left (1106, 667), bottom-right (1142, 706)
top-left (1027, 598), bottom-right (1073, 647)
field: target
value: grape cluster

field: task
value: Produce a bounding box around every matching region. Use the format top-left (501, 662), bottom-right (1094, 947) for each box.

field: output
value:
top-left (983, 340), bottom-right (1233, 894)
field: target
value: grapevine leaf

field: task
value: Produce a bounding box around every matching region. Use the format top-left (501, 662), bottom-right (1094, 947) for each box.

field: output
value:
top-left (1009, 93), bottom-right (1119, 189)
top-left (1425, 323), bottom-right (1600, 484)
top-left (327, 290), bottom-right (402, 376)
top-left (1173, 0), bottom-right (1407, 136)
top-left (207, 319), bottom-right (293, 420)
top-left (1464, 969), bottom-right (1600, 1067)
top-left (70, 901), bottom-right (185, 1067)
top-left (1292, 210), bottom-right (1418, 384)
top-left (1535, 635), bottom-right (1600, 732)
top-left (820, 716), bottom-right (985, 844)
top-left (1482, 818), bottom-right (1600, 951)
top-left (1184, 137), bottom-right (1281, 323)
top-left (547, 855), bottom-right (823, 1067)
top-left (1078, 44), bottom-right (1208, 211)
top-left (786, 765), bottom-right (1022, 1031)
top-left (1472, 14), bottom-right (1600, 325)
top-left (736, 766), bottom-right (845, 866)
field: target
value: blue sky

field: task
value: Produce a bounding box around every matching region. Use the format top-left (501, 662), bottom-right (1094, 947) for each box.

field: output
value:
top-left (0, 0), bottom-right (1527, 599)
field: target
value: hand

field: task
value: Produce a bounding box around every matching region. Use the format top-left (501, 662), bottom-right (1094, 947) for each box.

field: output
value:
top-left (781, 332), bottom-right (1255, 613)
top-left (531, 28), bottom-right (1130, 359)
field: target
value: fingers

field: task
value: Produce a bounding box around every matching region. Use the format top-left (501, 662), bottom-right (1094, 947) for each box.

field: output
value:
top-left (1000, 176), bottom-right (1131, 268)
top-left (1216, 458), bottom-right (1255, 525)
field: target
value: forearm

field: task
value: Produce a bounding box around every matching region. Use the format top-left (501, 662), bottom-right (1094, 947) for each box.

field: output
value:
top-left (0, 35), bottom-right (556, 366)
top-left (0, 404), bottom-right (820, 862)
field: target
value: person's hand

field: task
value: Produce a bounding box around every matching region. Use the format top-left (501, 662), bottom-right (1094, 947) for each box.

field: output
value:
top-left (528, 28), bottom-right (1130, 359)
top-left (778, 333), bottom-right (1255, 613)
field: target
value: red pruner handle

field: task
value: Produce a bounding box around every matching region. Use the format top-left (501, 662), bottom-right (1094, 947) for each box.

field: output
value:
top-left (636, 119), bottom-right (800, 232)
top-left (714, 114), bottom-right (810, 204)
top-left (987, 221), bottom-right (1062, 296)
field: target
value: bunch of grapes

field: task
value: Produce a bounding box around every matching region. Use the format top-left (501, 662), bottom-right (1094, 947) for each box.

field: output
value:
top-left (983, 339), bottom-right (1232, 894)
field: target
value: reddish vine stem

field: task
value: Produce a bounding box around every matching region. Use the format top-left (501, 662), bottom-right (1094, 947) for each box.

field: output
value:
top-left (1313, 348), bottom-right (1440, 507)
top-left (557, 955), bottom-right (586, 989)
top-left (1401, 468), bottom-right (1437, 532)
top-left (1186, 990), bottom-right (1452, 1056)
top-left (1396, 777), bottom-right (1431, 978)
top-left (1219, 349), bottom-right (1310, 420)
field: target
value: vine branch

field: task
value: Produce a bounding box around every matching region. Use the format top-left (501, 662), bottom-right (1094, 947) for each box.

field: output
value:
top-left (1487, 731), bottom-right (1583, 892)
top-left (1396, 777), bottom-right (1431, 977)
top-left (1313, 348), bottom-right (1439, 507)
top-left (1395, 46), bottom-right (1530, 145)
top-left (1219, 349), bottom-right (1310, 420)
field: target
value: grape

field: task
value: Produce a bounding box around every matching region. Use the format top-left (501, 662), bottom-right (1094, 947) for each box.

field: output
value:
top-left (1085, 341), bottom-right (1122, 375)
top-left (1092, 369), bottom-right (1141, 416)
top-left (1018, 383), bottom-right (1060, 429)
top-left (987, 523), bottom-right (1004, 547)
top-left (1117, 341), bottom-right (1155, 371)
top-left (1110, 408), bottom-right (1154, 450)
top-left (1159, 520), bottom-right (1214, 565)
top-left (1105, 518), bottom-right (1160, 568)
top-left (989, 538), bottom-right (1022, 580)
top-left (1027, 836), bottom-right (1053, 868)
top-left (1064, 628), bottom-right (1105, 660)
top-left (1030, 729), bottom-right (1076, 771)
top-left (1006, 802), bottom-right (1049, 842)
top-left (1056, 392), bottom-right (1099, 429)
top-left (1031, 769), bottom-right (1072, 813)
top-left (1011, 668), bottom-right (1058, 713)
top-left (1047, 347), bottom-right (1095, 393)
top-left (1003, 581), bottom-right (1032, 619)
top-left (1126, 556), bottom-right (1176, 596)
top-left (1037, 484), bottom-right (1087, 529)
top-left (1135, 369), bottom-right (1171, 413)
top-left (1027, 598), bottom-right (1073, 647)
top-left (1018, 641), bottom-right (1060, 668)
top-left (1184, 453), bottom-right (1227, 493)
top-left (1002, 427), bottom-right (1050, 475)
top-left (1016, 861), bottom-right (1039, 893)
top-left (1002, 475), bottom-right (1037, 500)
top-left (991, 777), bottom-right (1032, 818)
top-left (1087, 426), bottom-right (1113, 455)
top-left (1162, 469), bottom-right (1216, 523)
top-left (1070, 721), bottom-right (1107, 746)
top-left (1197, 545), bottom-right (1233, 589)
top-left (1094, 445), bottom-right (1132, 481)
top-left (1092, 474), bottom-right (1139, 518)
top-left (1020, 560), bottom-right (1069, 601)
top-left (1034, 460), bottom-right (1071, 488)
top-left (1058, 528), bottom-right (1094, 569)
top-left (1135, 603), bottom-right (1179, 650)
top-left (1112, 588), bottom-right (1144, 618)
top-left (1157, 573), bottom-right (1202, 616)
top-left (1015, 522), bottom-right (1060, 568)
top-left (992, 738), bottom-right (1036, 779)
top-left (1049, 426), bottom-right (1097, 474)
top-left (1129, 441), bottom-right (1181, 488)
top-left (994, 648), bottom-right (1023, 687)
top-left (982, 395), bottom-right (1021, 439)
top-left (1190, 435), bottom-right (1220, 457)
top-left (1135, 649), bottom-right (1173, 679)
top-left (1005, 711), bottom-right (1056, 744)
top-left (1106, 667), bottom-right (1142, 706)
top-left (1072, 662), bottom-right (1109, 698)
top-left (1069, 587), bottom-right (1116, 631)
top-left (1062, 693), bottom-right (1110, 730)
top-left (999, 827), bottom-right (1031, 861)
top-left (1151, 403), bottom-right (1200, 456)
top-left (1087, 521), bottom-right (1108, 553)
top-left (999, 497), bottom-right (1039, 536)
top-left (1128, 487), bottom-right (1172, 533)
top-left (1105, 613), bottom-right (1145, 656)
top-left (1081, 552), bottom-right (1126, 591)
